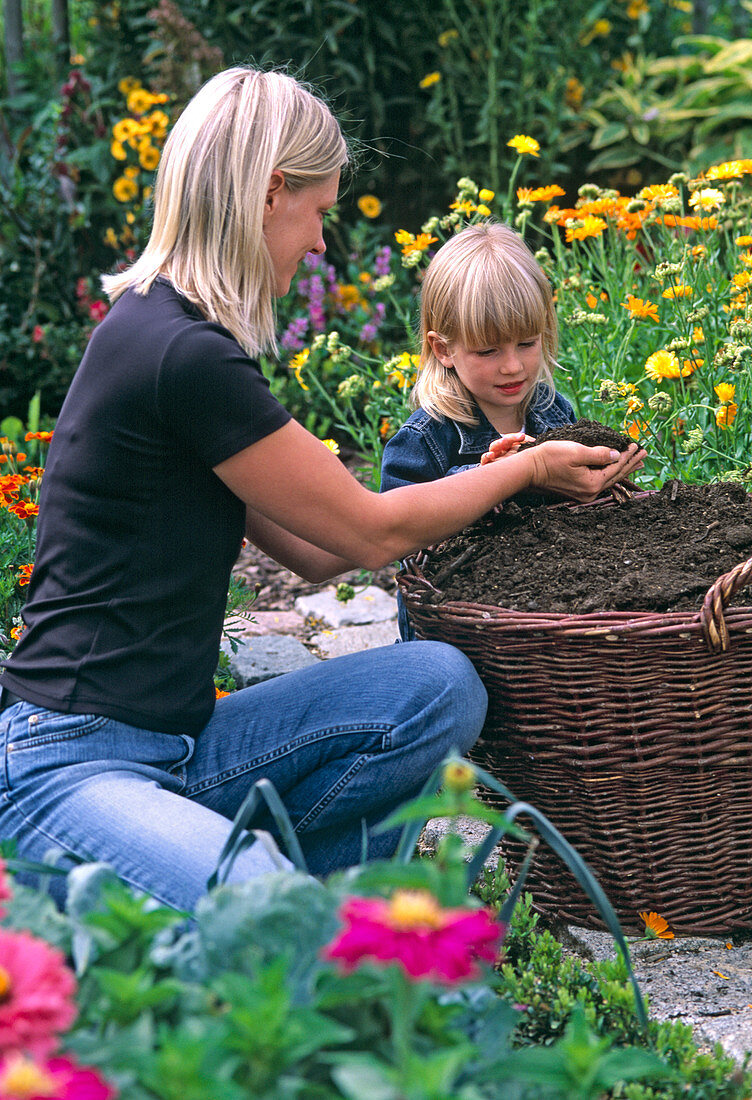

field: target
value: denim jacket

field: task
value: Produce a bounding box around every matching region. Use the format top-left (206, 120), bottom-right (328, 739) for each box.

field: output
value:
top-left (380, 385), bottom-right (575, 492)
top-left (380, 384), bottom-right (576, 638)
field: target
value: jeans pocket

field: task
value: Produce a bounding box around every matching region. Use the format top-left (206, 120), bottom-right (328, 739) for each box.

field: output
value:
top-left (7, 707), bottom-right (109, 752)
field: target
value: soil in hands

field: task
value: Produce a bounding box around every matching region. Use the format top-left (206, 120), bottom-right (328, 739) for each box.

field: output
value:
top-left (421, 421), bottom-right (752, 614)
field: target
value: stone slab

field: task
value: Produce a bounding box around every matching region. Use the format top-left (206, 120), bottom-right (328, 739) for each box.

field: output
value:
top-left (295, 585), bottom-right (398, 628)
top-left (224, 610), bottom-right (306, 637)
top-left (222, 633), bottom-right (320, 686)
top-left (309, 620), bottom-right (400, 658)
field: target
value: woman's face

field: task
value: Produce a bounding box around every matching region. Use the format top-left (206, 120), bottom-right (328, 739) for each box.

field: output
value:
top-left (263, 170), bottom-right (340, 296)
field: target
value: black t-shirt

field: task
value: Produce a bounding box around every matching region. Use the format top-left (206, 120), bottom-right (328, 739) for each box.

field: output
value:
top-left (1, 279), bottom-right (291, 734)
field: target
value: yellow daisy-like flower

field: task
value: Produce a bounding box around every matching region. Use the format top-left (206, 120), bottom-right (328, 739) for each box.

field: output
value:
top-left (289, 349), bottom-right (310, 391)
top-left (733, 271), bottom-right (752, 289)
top-left (478, 188), bottom-right (495, 203)
top-left (118, 76), bottom-right (140, 95)
top-left (736, 235), bottom-right (752, 247)
top-left (622, 294), bottom-right (659, 321)
top-left (644, 349), bottom-right (685, 380)
top-left (638, 183), bottom-right (679, 204)
top-left (110, 139), bottom-right (127, 161)
top-left (419, 71), bottom-right (441, 89)
top-left (357, 194), bottom-right (382, 219)
top-left (113, 118), bottom-right (140, 144)
top-left (716, 403), bottom-right (738, 428)
top-left (322, 438), bottom-right (340, 455)
top-left (715, 382), bottom-right (736, 404)
top-left (565, 215), bottom-right (607, 242)
top-left (127, 87), bottom-right (158, 115)
top-left (139, 144), bottom-right (161, 171)
top-left (507, 134), bottom-right (540, 157)
top-left (689, 188), bottom-right (725, 211)
top-left (113, 176), bottom-right (138, 203)
top-left (661, 284), bottom-right (693, 299)
top-left (104, 227), bottom-right (119, 248)
top-left (692, 326), bottom-right (705, 344)
top-left (639, 911), bottom-right (674, 939)
top-left (147, 109), bottom-right (170, 138)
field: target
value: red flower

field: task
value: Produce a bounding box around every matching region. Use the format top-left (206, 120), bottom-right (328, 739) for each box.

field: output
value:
top-left (87, 301), bottom-right (107, 323)
top-left (0, 1052), bottom-right (115, 1099)
top-left (31, 326), bottom-right (44, 344)
top-left (323, 890), bottom-right (504, 985)
top-left (0, 931), bottom-right (77, 1056)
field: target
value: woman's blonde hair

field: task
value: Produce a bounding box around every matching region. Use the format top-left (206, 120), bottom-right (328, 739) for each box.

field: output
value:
top-left (102, 67), bottom-right (348, 358)
top-left (412, 222), bottom-right (559, 425)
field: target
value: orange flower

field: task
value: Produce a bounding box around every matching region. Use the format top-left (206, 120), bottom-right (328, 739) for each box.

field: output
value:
top-left (215, 687), bottom-right (230, 699)
top-left (639, 911), bottom-right (674, 939)
top-left (716, 403), bottom-right (738, 429)
top-left (622, 294), bottom-right (659, 321)
top-left (16, 564), bottom-right (33, 587)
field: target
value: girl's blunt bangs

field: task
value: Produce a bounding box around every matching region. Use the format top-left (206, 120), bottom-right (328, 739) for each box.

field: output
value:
top-left (447, 249), bottom-right (554, 353)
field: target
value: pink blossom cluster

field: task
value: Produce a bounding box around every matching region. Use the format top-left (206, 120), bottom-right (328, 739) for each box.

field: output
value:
top-left (0, 861), bottom-right (115, 1100)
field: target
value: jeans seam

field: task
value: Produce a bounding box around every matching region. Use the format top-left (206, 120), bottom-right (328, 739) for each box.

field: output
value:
top-left (296, 752), bottom-right (371, 832)
top-left (184, 722), bottom-right (393, 797)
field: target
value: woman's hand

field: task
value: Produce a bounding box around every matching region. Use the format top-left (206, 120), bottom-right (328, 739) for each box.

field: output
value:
top-left (480, 432), bottom-right (532, 465)
top-left (526, 440), bottom-right (646, 503)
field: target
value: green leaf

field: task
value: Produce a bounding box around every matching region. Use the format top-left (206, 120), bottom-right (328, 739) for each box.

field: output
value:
top-left (590, 122), bottom-right (629, 150)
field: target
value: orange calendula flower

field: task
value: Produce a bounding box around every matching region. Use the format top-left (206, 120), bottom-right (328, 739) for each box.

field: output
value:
top-left (524, 184), bottom-right (566, 203)
top-left (715, 382), bottom-right (736, 404)
top-left (357, 194), bottom-right (382, 219)
top-left (638, 183), bottom-right (679, 204)
top-left (733, 271), bottom-right (752, 289)
top-left (645, 349), bottom-right (686, 381)
top-left (689, 187), bottom-right (725, 211)
top-left (736, 235), bottom-right (752, 247)
top-left (661, 284), bottom-right (693, 299)
top-left (215, 687), bottom-right (230, 699)
top-left (661, 214), bottom-right (718, 231)
top-left (622, 294), bottom-right (659, 321)
top-left (639, 911), bottom-right (674, 939)
top-left (716, 403), bottom-right (738, 428)
top-left (565, 215), bottom-right (607, 242)
top-left (507, 134), bottom-right (540, 157)
top-left (626, 419), bottom-right (649, 440)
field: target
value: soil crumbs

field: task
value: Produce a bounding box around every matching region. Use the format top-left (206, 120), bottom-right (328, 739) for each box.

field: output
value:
top-left (425, 480), bottom-right (752, 615)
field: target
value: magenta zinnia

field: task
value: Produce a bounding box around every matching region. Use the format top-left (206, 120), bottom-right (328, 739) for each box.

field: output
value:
top-left (0, 1052), bottom-right (115, 1100)
top-left (323, 890), bottom-right (504, 984)
top-left (0, 930), bottom-right (77, 1056)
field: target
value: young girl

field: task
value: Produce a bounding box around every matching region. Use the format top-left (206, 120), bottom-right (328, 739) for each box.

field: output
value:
top-left (381, 222), bottom-right (584, 639)
top-left (381, 222), bottom-right (576, 494)
top-left (0, 71), bottom-right (641, 912)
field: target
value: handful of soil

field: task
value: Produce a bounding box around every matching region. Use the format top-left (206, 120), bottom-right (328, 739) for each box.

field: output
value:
top-left (420, 480), bottom-right (752, 614)
top-left (519, 418), bottom-right (634, 454)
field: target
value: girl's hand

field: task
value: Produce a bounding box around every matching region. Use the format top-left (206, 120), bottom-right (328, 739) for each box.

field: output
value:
top-left (527, 440), bottom-right (646, 503)
top-left (480, 432), bottom-right (532, 465)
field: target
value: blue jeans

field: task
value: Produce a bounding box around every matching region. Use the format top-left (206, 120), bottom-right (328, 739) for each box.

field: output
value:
top-left (0, 642), bottom-right (487, 911)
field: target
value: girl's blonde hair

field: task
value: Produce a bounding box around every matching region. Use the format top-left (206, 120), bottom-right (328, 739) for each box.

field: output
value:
top-left (412, 222), bottom-right (558, 425)
top-left (102, 67), bottom-right (348, 358)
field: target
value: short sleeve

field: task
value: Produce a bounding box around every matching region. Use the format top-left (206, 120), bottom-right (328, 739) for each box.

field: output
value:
top-left (156, 321), bottom-right (292, 467)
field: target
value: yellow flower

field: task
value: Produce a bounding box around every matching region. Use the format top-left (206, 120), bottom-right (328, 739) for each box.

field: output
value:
top-left (139, 144), bottom-right (161, 171)
top-left (118, 76), bottom-right (140, 95)
top-left (104, 227), bottom-right (119, 248)
top-left (627, 0), bottom-right (649, 17)
top-left (733, 271), bottom-right (752, 289)
top-left (736, 235), bottom-right (752, 247)
top-left (127, 87), bottom-right (158, 115)
top-left (580, 17), bottom-right (611, 45)
top-left (322, 438), bottom-right (340, 455)
top-left (565, 77), bottom-right (584, 110)
top-left (507, 134), bottom-right (540, 157)
top-left (113, 176), bottom-right (138, 203)
top-left (123, 164), bottom-right (139, 179)
top-left (689, 188), bottom-right (725, 211)
top-left (644, 349), bottom-right (686, 380)
top-left (147, 109), bottom-right (170, 139)
top-left (476, 204), bottom-right (491, 217)
top-left (113, 118), bottom-right (140, 143)
top-left (715, 382), bottom-right (736, 404)
top-left (692, 326), bottom-right (705, 344)
top-left (438, 28), bottom-right (459, 46)
top-left (419, 72), bottom-right (441, 89)
top-left (716, 403), bottom-right (738, 428)
top-left (478, 188), bottom-right (495, 202)
top-left (661, 284), bottom-right (693, 299)
top-left (565, 215), bottom-right (607, 241)
top-left (638, 183), bottom-right (679, 204)
top-left (289, 349), bottom-right (310, 390)
top-left (622, 294), bottom-right (659, 321)
top-left (110, 139), bottom-right (127, 161)
top-left (639, 911), bottom-right (674, 939)
top-left (357, 194), bottom-right (382, 219)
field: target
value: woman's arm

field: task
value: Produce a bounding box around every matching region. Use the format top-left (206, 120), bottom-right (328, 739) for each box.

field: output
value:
top-left (244, 505), bottom-right (361, 583)
top-left (215, 418), bottom-right (644, 573)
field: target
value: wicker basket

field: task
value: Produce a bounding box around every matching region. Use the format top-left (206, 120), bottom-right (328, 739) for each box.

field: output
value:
top-left (398, 501), bottom-right (752, 935)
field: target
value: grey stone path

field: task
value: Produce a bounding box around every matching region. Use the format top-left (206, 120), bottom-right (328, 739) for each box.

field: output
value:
top-left (223, 581), bottom-right (752, 1064)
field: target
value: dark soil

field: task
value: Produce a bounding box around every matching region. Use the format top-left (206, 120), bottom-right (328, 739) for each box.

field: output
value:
top-left (519, 418), bottom-right (634, 453)
top-left (418, 420), bottom-right (752, 614)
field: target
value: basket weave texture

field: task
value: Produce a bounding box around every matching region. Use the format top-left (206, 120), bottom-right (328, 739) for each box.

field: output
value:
top-left (399, 513), bottom-right (752, 935)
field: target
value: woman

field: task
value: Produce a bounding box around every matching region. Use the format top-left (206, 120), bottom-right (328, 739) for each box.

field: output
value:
top-left (0, 68), bottom-right (643, 911)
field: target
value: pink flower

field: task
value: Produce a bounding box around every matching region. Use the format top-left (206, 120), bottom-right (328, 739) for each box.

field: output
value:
top-left (87, 301), bottom-right (107, 323)
top-left (323, 890), bottom-right (504, 985)
top-left (31, 326), bottom-right (44, 344)
top-left (0, 859), bottom-right (13, 918)
top-left (0, 1051), bottom-right (115, 1099)
top-left (0, 931), bottom-right (77, 1056)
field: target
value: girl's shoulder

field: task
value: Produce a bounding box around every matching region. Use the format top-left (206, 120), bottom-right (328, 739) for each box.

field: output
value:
top-left (390, 407), bottom-right (447, 437)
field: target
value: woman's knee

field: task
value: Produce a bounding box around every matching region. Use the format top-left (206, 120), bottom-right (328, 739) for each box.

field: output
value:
top-left (402, 640), bottom-right (487, 749)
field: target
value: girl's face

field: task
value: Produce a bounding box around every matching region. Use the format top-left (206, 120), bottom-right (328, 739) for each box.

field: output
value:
top-left (263, 170), bottom-right (340, 296)
top-left (428, 332), bottom-right (543, 433)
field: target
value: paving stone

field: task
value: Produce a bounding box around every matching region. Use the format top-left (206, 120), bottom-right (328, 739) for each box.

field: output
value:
top-left (309, 620), bottom-right (400, 658)
top-left (294, 585), bottom-right (398, 628)
top-left (224, 610), bottom-right (306, 637)
top-left (222, 633), bottom-right (320, 686)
